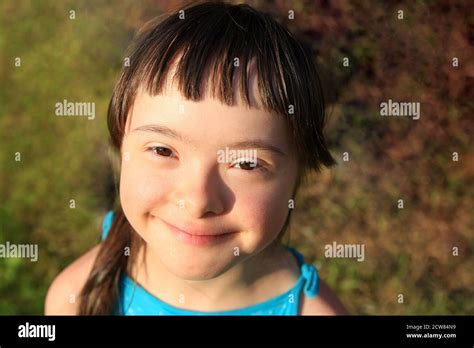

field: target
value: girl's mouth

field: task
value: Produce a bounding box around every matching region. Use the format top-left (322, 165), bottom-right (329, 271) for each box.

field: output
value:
top-left (156, 217), bottom-right (237, 246)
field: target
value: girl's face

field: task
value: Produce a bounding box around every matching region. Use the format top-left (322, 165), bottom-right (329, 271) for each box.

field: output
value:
top-left (120, 76), bottom-right (299, 281)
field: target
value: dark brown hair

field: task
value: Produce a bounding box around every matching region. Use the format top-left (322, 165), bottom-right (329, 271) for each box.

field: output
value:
top-left (79, 1), bottom-right (336, 315)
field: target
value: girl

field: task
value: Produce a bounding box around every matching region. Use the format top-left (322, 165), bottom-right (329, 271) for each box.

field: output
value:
top-left (45, 1), bottom-right (347, 315)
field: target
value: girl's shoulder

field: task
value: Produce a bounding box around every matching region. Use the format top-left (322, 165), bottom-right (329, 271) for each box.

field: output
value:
top-left (285, 247), bottom-right (348, 315)
top-left (44, 243), bottom-right (102, 315)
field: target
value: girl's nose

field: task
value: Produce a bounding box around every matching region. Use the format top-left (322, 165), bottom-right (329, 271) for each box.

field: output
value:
top-left (175, 162), bottom-right (227, 218)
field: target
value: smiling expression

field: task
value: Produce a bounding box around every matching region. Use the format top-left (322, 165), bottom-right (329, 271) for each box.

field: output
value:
top-left (119, 67), bottom-right (299, 280)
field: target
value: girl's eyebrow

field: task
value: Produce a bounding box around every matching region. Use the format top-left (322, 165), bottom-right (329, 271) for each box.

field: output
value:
top-left (133, 124), bottom-right (287, 157)
top-left (133, 124), bottom-right (185, 141)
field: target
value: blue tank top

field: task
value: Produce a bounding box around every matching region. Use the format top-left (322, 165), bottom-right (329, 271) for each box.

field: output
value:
top-left (101, 211), bottom-right (319, 315)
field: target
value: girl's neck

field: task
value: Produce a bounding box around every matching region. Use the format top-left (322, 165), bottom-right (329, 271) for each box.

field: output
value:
top-left (129, 241), bottom-right (301, 312)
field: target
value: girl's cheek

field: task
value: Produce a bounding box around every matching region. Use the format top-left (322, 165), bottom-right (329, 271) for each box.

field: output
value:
top-left (119, 159), bottom-right (170, 231)
top-left (237, 161), bottom-right (297, 242)
top-left (235, 183), bottom-right (292, 249)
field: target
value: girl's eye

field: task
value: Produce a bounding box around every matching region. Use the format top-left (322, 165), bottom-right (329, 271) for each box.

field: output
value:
top-left (149, 146), bottom-right (174, 157)
top-left (233, 160), bottom-right (262, 171)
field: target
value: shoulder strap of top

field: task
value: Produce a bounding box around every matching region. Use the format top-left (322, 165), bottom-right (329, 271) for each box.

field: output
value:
top-left (287, 246), bottom-right (320, 298)
top-left (101, 210), bottom-right (115, 241)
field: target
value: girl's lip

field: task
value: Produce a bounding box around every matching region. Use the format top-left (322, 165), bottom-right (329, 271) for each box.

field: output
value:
top-left (157, 216), bottom-right (233, 237)
top-left (152, 216), bottom-right (237, 246)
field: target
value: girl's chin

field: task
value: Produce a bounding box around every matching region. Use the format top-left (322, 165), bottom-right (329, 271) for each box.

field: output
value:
top-left (153, 243), bottom-right (239, 279)
top-left (161, 256), bottom-right (238, 281)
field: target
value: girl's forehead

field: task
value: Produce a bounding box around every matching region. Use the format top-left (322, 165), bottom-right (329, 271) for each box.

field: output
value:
top-left (125, 84), bottom-right (295, 158)
top-left (128, 87), bottom-right (285, 137)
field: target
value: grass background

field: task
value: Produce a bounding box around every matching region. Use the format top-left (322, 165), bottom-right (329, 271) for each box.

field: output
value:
top-left (0, 0), bottom-right (473, 314)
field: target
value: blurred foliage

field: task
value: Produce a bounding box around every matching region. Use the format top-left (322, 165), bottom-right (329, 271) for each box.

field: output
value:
top-left (0, 0), bottom-right (473, 314)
